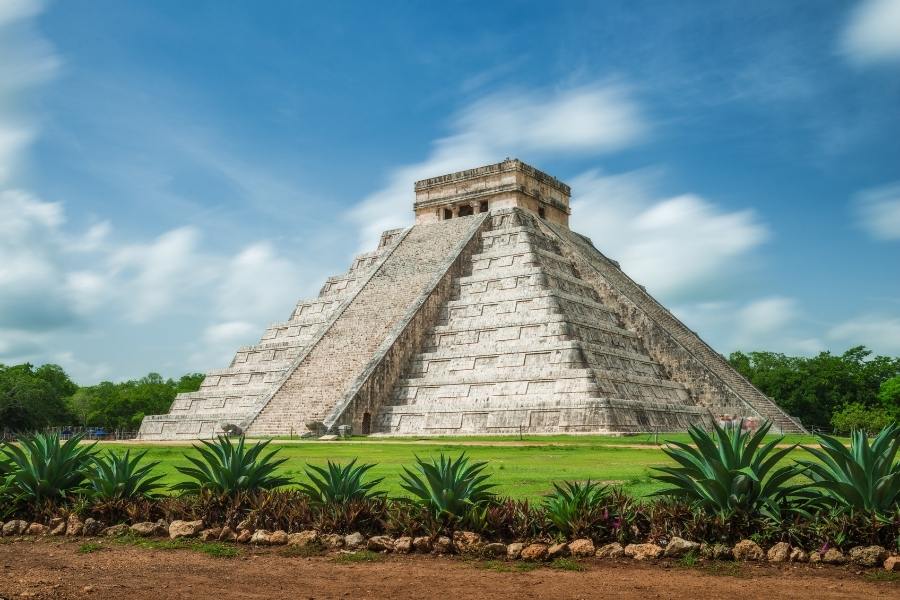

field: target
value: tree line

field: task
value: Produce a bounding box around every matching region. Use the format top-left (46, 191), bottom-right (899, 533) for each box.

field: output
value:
top-left (0, 344), bottom-right (897, 434)
top-left (728, 346), bottom-right (899, 433)
top-left (0, 364), bottom-right (203, 433)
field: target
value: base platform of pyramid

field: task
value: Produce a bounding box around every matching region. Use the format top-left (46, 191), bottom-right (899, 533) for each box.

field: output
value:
top-left (138, 159), bottom-right (805, 440)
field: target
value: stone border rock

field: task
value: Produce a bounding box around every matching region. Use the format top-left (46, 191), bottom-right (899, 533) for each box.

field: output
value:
top-left (3, 520), bottom-right (897, 572)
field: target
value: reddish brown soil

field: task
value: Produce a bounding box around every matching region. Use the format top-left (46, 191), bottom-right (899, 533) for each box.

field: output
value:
top-left (0, 539), bottom-right (896, 600)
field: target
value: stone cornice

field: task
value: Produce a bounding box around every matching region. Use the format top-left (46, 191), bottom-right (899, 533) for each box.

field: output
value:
top-left (414, 158), bottom-right (571, 196)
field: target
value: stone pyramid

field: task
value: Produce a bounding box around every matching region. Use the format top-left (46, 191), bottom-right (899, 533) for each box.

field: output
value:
top-left (139, 159), bottom-right (805, 440)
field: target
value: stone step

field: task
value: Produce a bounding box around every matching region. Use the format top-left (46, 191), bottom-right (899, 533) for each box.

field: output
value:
top-left (247, 215), bottom-right (486, 436)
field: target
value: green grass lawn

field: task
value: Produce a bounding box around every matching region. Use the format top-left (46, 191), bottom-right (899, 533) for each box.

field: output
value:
top-left (99, 434), bottom-right (822, 500)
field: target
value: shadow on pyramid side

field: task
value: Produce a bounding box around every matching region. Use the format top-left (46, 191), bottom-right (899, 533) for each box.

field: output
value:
top-left (138, 160), bottom-right (805, 440)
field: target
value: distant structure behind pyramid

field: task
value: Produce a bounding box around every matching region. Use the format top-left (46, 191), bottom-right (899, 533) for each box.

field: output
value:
top-left (138, 159), bottom-right (805, 440)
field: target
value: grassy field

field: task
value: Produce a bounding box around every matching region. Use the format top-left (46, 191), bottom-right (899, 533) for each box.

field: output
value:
top-left (100, 433), bottom-right (825, 500)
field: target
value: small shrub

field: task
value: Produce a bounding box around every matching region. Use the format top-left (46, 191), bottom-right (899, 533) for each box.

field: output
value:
top-left (299, 459), bottom-right (383, 505)
top-left (797, 424), bottom-right (899, 513)
top-left (87, 450), bottom-right (163, 500)
top-left (171, 436), bottom-right (291, 495)
top-left (543, 480), bottom-right (609, 538)
top-left (312, 497), bottom-right (387, 535)
top-left (831, 404), bottom-right (896, 436)
top-left (385, 498), bottom-right (442, 538)
top-left (467, 498), bottom-right (544, 541)
top-left (399, 453), bottom-right (495, 530)
top-left (651, 421), bottom-right (799, 518)
top-left (1, 432), bottom-right (96, 504)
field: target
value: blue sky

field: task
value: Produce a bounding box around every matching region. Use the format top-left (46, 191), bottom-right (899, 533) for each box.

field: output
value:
top-left (1, 0), bottom-right (899, 384)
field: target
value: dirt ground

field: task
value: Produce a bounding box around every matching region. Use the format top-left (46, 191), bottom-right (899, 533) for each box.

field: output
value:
top-left (0, 539), bottom-right (896, 600)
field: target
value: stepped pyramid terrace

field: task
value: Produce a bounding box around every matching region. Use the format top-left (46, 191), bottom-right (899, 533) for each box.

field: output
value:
top-left (138, 159), bottom-right (805, 440)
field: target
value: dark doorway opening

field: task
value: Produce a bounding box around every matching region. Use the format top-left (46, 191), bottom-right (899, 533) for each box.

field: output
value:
top-left (479, 201), bottom-right (488, 213)
top-left (443, 208), bottom-right (453, 220)
top-left (361, 412), bottom-right (371, 435)
top-left (538, 206), bottom-right (546, 219)
top-left (458, 205), bottom-right (474, 217)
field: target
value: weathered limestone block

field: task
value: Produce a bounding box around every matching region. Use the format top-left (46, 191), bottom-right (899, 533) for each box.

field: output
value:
top-left (83, 518), bottom-right (103, 537)
top-left (848, 546), bottom-right (887, 567)
top-left (789, 548), bottom-right (808, 563)
top-left (624, 543), bottom-right (663, 560)
top-left (664, 537), bottom-right (699, 558)
top-left (320, 533), bottom-right (344, 549)
top-left (102, 524), bottom-right (130, 537)
top-left (269, 530), bottom-right (288, 545)
top-left (701, 543), bottom-right (732, 560)
top-left (521, 543), bottom-right (549, 561)
top-left (199, 527), bottom-right (222, 542)
top-left (169, 520), bottom-right (203, 539)
top-left (732, 540), bottom-right (764, 561)
top-left (2, 520), bottom-right (28, 536)
top-left (130, 522), bottom-right (161, 537)
top-left (27, 523), bottom-right (47, 536)
top-left (287, 530), bottom-right (318, 547)
top-left (547, 542), bottom-right (570, 559)
top-left (767, 542), bottom-right (791, 563)
top-left (65, 515), bottom-right (83, 536)
top-left (412, 536), bottom-right (432, 553)
top-left (596, 542), bottom-right (625, 558)
top-left (432, 536), bottom-right (453, 554)
top-left (568, 539), bottom-right (595, 557)
top-left (367, 536), bottom-right (394, 552)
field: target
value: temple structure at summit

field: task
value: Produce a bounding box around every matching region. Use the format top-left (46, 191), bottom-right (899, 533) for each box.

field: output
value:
top-left (138, 159), bottom-right (805, 440)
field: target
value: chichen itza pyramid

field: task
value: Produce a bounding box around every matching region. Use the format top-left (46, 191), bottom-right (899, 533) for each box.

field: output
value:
top-left (138, 159), bottom-right (805, 440)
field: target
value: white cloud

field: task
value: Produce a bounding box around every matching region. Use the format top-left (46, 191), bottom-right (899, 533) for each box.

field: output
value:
top-left (571, 169), bottom-right (769, 299)
top-left (854, 182), bottom-right (900, 241)
top-left (0, 0), bottom-right (43, 27)
top-left (204, 321), bottom-right (257, 345)
top-left (0, 189), bottom-right (309, 382)
top-left (0, 0), bottom-right (59, 185)
top-left (346, 83), bottom-right (648, 250)
top-left (216, 243), bottom-right (302, 324)
top-left (672, 296), bottom-right (824, 355)
top-left (109, 227), bottom-right (210, 322)
top-left (840, 0), bottom-right (900, 65)
top-left (828, 315), bottom-right (900, 355)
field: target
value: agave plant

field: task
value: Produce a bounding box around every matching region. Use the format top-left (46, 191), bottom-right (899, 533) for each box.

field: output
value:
top-left (0, 432), bottom-right (96, 503)
top-left (651, 420), bottom-right (800, 518)
top-left (796, 424), bottom-right (899, 513)
top-left (400, 453), bottom-right (495, 525)
top-left (299, 459), bottom-right (383, 505)
top-left (171, 436), bottom-right (291, 495)
top-left (87, 449), bottom-right (164, 500)
top-left (543, 480), bottom-right (610, 537)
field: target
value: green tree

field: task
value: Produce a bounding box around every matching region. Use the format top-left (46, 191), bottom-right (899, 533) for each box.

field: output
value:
top-left (176, 373), bottom-right (205, 393)
top-left (878, 375), bottom-right (900, 417)
top-left (0, 363), bottom-right (74, 431)
top-left (831, 403), bottom-right (895, 435)
top-left (729, 346), bottom-right (900, 430)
